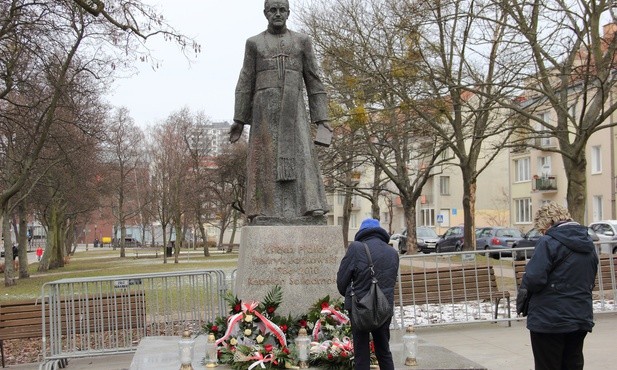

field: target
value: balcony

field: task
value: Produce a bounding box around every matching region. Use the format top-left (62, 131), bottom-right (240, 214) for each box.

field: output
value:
top-left (534, 137), bottom-right (557, 150)
top-left (533, 175), bottom-right (557, 192)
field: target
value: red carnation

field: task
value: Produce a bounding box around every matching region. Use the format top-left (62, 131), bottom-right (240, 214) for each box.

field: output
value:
top-left (327, 353), bottom-right (334, 360)
top-left (267, 306), bottom-right (275, 314)
top-left (264, 344), bottom-right (273, 353)
top-left (341, 351), bottom-right (348, 358)
top-left (321, 301), bottom-right (329, 309)
top-left (234, 304), bottom-right (241, 312)
top-left (299, 319), bottom-right (307, 327)
top-left (280, 324), bottom-right (288, 332)
top-left (282, 347), bottom-right (290, 354)
top-left (211, 325), bottom-right (218, 332)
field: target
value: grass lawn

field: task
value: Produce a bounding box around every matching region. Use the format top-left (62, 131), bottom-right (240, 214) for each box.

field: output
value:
top-left (0, 248), bottom-right (239, 302)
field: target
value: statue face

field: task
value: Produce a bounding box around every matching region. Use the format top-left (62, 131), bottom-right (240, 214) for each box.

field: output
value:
top-left (264, 1), bottom-right (289, 29)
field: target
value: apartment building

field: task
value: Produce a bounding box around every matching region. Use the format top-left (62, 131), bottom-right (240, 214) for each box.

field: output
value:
top-left (324, 140), bottom-right (513, 240)
top-left (510, 110), bottom-right (616, 231)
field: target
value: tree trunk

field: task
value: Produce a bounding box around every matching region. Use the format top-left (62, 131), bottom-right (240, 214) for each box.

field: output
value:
top-left (227, 210), bottom-right (239, 253)
top-left (3, 214), bottom-right (16, 286)
top-left (197, 217), bottom-right (210, 257)
top-left (120, 222), bottom-right (126, 258)
top-left (563, 156), bottom-right (587, 222)
top-left (461, 173), bottom-right (477, 252)
top-left (162, 224), bottom-right (168, 264)
top-left (342, 190), bottom-right (353, 247)
top-left (174, 223), bottom-right (182, 264)
top-left (402, 198), bottom-right (417, 255)
top-left (371, 165), bottom-right (382, 219)
top-left (17, 203), bottom-right (29, 278)
top-left (49, 204), bottom-right (66, 269)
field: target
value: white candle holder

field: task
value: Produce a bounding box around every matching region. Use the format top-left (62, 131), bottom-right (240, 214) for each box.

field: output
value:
top-left (178, 330), bottom-right (195, 370)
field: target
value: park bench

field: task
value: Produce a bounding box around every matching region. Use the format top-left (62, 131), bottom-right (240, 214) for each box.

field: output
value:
top-left (133, 246), bottom-right (160, 258)
top-left (220, 243), bottom-right (240, 253)
top-left (394, 265), bottom-right (511, 320)
top-left (514, 254), bottom-right (617, 291)
top-left (0, 291), bottom-right (145, 368)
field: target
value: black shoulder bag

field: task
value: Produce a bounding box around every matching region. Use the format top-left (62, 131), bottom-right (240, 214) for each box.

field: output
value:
top-left (517, 249), bottom-right (573, 316)
top-left (350, 243), bottom-right (392, 331)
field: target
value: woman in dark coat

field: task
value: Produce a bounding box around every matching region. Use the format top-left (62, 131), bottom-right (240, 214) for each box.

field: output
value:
top-left (522, 202), bottom-right (598, 370)
top-left (337, 218), bottom-right (399, 370)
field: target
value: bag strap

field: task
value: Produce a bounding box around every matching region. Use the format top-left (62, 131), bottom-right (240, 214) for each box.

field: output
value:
top-left (362, 243), bottom-right (376, 278)
top-left (351, 242), bottom-right (377, 293)
top-left (549, 249), bottom-right (573, 274)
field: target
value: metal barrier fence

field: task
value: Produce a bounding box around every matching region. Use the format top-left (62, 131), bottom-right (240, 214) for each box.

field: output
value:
top-left (39, 269), bottom-right (228, 369)
top-left (394, 248), bottom-right (617, 329)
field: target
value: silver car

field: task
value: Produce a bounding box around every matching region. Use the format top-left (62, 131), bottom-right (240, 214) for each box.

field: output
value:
top-left (588, 220), bottom-right (617, 254)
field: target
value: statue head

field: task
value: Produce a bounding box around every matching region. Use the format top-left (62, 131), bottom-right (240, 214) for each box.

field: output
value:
top-left (264, 0), bottom-right (290, 32)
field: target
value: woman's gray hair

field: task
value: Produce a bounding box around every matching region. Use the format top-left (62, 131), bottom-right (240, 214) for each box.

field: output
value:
top-left (533, 202), bottom-right (572, 233)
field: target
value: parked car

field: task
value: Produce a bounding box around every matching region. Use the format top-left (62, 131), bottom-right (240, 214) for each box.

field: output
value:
top-left (512, 227), bottom-right (601, 261)
top-left (475, 226), bottom-right (524, 258)
top-left (123, 237), bottom-right (142, 247)
top-left (388, 232), bottom-right (404, 251)
top-left (416, 227), bottom-right (441, 254)
top-left (588, 221), bottom-right (617, 254)
top-left (389, 227), bottom-right (440, 254)
top-left (435, 226), bottom-right (466, 253)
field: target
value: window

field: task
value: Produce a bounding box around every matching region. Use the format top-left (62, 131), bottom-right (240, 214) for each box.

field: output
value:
top-left (381, 212), bottom-right (389, 223)
top-left (515, 158), bottom-right (530, 182)
top-left (419, 209), bottom-right (435, 227)
top-left (538, 156), bottom-right (551, 175)
top-left (337, 192), bottom-right (345, 205)
top-left (568, 104), bottom-right (577, 121)
top-left (439, 176), bottom-right (450, 195)
top-left (591, 146), bottom-right (602, 174)
top-left (593, 195), bottom-right (603, 222)
top-left (537, 112), bottom-right (552, 146)
top-left (515, 198), bottom-right (532, 223)
top-left (440, 148), bottom-right (453, 161)
top-left (350, 214), bottom-right (357, 228)
top-left (337, 217), bottom-right (343, 226)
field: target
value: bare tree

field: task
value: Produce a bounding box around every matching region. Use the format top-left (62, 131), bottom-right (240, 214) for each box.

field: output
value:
top-left (102, 107), bottom-right (145, 257)
top-left (183, 113), bottom-right (215, 256)
top-left (0, 0), bottom-right (197, 284)
top-left (150, 109), bottom-right (192, 263)
top-left (211, 141), bottom-right (247, 251)
top-left (300, 0), bottom-right (452, 251)
top-left (32, 98), bottom-right (105, 272)
top-left (494, 0), bottom-right (617, 221)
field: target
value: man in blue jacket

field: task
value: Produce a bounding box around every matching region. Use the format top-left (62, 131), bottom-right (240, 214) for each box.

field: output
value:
top-left (337, 218), bottom-right (399, 370)
top-left (522, 202), bottom-right (598, 370)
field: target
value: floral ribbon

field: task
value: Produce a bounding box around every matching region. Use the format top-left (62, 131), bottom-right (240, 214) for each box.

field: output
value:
top-left (248, 303), bottom-right (287, 347)
top-left (312, 304), bottom-right (350, 340)
top-left (331, 337), bottom-right (353, 352)
top-left (320, 305), bottom-right (349, 325)
top-left (247, 352), bottom-right (273, 370)
top-left (311, 320), bottom-right (322, 341)
top-left (215, 301), bottom-right (287, 347)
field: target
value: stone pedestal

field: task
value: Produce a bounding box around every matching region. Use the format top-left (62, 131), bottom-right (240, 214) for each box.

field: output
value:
top-left (234, 225), bottom-right (346, 315)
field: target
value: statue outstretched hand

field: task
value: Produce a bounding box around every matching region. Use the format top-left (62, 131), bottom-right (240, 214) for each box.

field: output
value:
top-left (229, 121), bottom-right (244, 143)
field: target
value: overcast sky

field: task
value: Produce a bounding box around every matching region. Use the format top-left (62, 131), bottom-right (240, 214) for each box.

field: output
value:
top-left (107, 0), bottom-right (293, 127)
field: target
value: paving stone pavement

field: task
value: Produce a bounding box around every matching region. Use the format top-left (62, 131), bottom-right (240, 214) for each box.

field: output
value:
top-left (8, 312), bottom-right (615, 370)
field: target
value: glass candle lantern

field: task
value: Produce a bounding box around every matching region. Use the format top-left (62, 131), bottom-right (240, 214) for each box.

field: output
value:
top-left (294, 327), bottom-right (311, 369)
top-left (178, 330), bottom-right (195, 370)
top-left (205, 333), bottom-right (218, 368)
top-left (403, 325), bottom-right (418, 366)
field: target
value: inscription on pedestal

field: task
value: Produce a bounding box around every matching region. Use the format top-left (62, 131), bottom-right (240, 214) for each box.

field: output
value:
top-left (235, 225), bottom-right (345, 315)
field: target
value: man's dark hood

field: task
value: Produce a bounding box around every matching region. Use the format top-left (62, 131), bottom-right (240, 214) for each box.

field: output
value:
top-left (354, 227), bottom-right (391, 244)
top-left (546, 221), bottom-right (595, 254)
